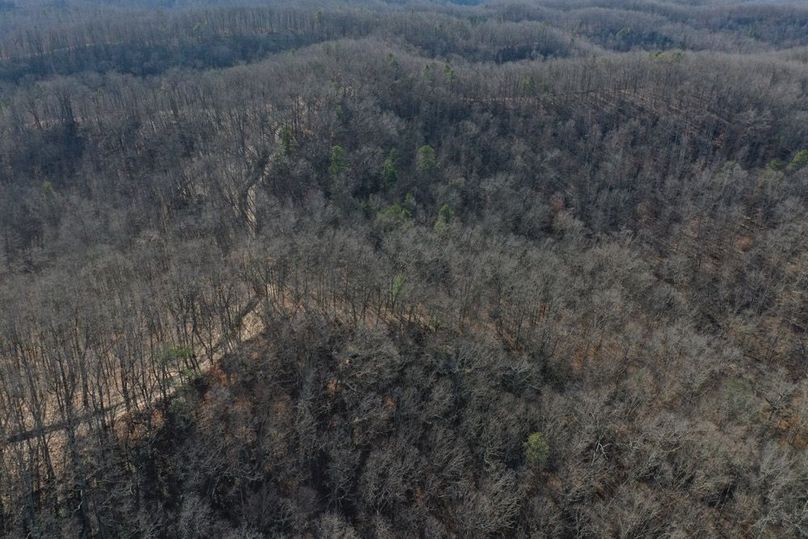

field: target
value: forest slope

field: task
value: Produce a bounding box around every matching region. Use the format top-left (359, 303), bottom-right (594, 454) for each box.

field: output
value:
top-left (1, 1), bottom-right (807, 537)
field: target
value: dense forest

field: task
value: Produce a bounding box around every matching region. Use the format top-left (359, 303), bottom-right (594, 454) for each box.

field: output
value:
top-left (1, 0), bottom-right (808, 536)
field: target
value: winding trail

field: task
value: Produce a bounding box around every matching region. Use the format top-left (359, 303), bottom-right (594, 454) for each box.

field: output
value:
top-left (2, 294), bottom-right (263, 446)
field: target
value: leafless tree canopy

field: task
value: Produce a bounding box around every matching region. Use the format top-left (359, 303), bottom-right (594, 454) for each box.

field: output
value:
top-left (1, 0), bottom-right (808, 537)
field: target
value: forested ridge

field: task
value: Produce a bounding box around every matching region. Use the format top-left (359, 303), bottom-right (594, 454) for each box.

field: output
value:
top-left (1, 0), bottom-right (808, 537)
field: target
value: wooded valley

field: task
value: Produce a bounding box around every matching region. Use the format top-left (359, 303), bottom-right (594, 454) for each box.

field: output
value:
top-left (1, 0), bottom-right (808, 536)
